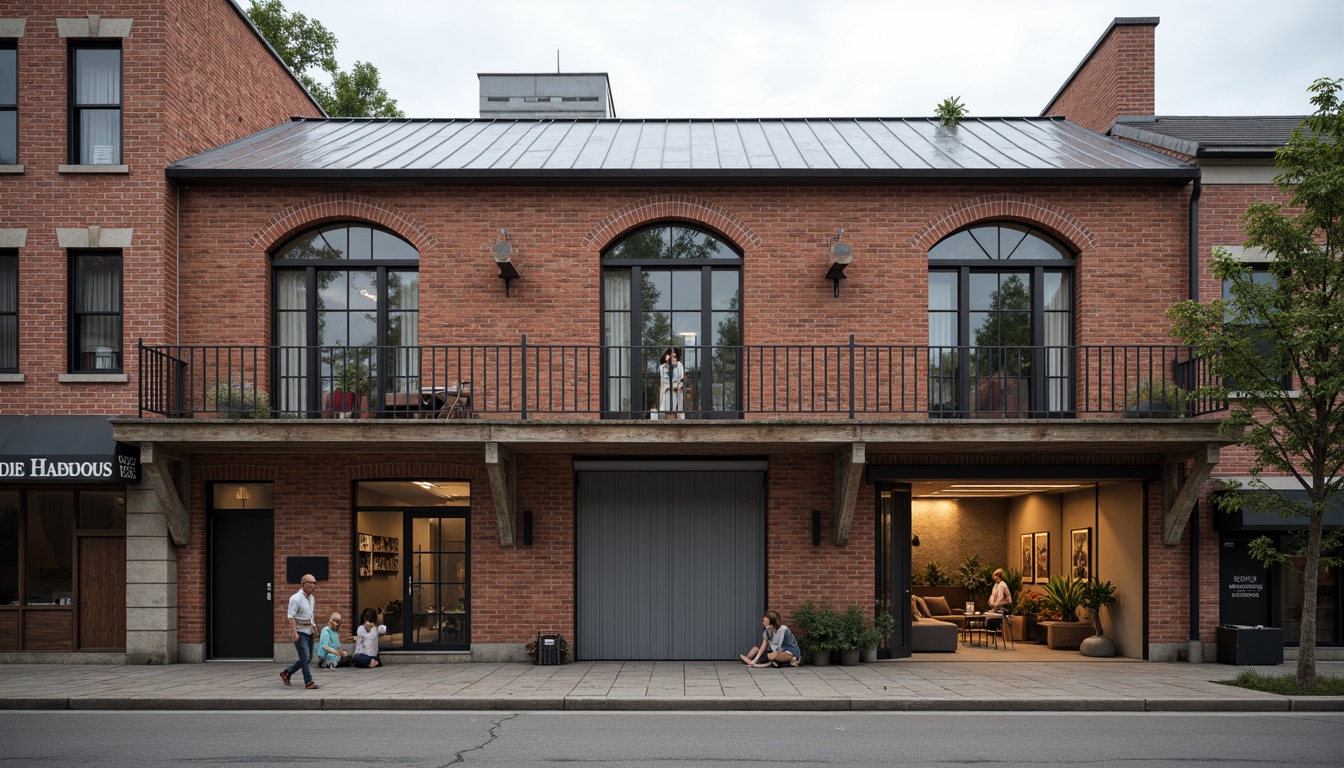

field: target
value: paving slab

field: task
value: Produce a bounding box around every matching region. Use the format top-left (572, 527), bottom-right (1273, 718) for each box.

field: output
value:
top-left (1, 659), bottom-right (1341, 712)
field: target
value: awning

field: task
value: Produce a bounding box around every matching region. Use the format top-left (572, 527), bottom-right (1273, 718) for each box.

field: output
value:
top-left (1212, 489), bottom-right (1344, 531)
top-left (0, 415), bottom-right (141, 484)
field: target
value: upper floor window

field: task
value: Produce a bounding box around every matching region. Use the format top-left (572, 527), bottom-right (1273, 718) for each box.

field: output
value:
top-left (69, 250), bottom-right (122, 372)
top-left (601, 223), bottom-right (742, 419)
top-left (1222, 263), bottom-right (1292, 390)
top-left (0, 250), bottom-right (15, 371)
top-left (272, 224), bottom-right (420, 417)
top-left (0, 42), bottom-right (15, 164)
top-left (928, 222), bottom-right (1074, 416)
top-left (69, 43), bottom-right (121, 165)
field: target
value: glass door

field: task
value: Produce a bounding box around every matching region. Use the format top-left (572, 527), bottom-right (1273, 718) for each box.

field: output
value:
top-left (405, 513), bottom-right (469, 650)
top-left (876, 483), bottom-right (913, 658)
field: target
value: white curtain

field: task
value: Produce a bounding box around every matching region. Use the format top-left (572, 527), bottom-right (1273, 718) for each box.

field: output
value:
top-left (1043, 272), bottom-right (1072, 411)
top-left (75, 48), bottom-right (120, 164)
top-left (76, 255), bottom-right (120, 369)
top-left (389, 272), bottom-right (419, 393)
top-left (604, 269), bottom-right (631, 412)
top-left (275, 271), bottom-right (307, 414)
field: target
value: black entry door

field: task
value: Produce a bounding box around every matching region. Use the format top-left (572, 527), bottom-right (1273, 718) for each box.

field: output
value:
top-left (209, 510), bottom-right (274, 659)
top-left (402, 512), bottom-right (469, 650)
top-left (877, 483), bottom-right (913, 658)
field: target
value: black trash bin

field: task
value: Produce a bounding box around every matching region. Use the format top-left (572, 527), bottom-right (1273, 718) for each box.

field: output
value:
top-left (1216, 624), bottom-right (1284, 665)
top-left (537, 633), bottom-right (561, 665)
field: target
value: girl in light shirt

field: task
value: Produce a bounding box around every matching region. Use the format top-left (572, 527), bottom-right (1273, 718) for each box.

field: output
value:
top-left (352, 607), bottom-right (386, 668)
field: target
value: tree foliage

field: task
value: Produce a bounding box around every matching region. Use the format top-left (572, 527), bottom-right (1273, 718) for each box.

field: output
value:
top-left (247, 0), bottom-right (403, 118)
top-left (1167, 76), bottom-right (1344, 689)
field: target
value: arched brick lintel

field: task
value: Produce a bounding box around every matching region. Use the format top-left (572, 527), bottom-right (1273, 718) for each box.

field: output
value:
top-left (248, 194), bottom-right (439, 253)
top-left (912, 194), bottom-right (1098, 253)
top-left (583, 195), bottom-right (762, 251)
top-left (347, 462), bottom-right (484, 483)
top-left (194, 465), bottom-right (280, 482)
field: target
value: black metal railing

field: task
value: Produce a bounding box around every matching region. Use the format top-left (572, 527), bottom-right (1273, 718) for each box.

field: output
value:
top-left (137, 338), bottom-right (1227, 420)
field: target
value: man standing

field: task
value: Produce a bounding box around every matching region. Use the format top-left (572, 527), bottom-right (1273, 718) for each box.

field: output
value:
top-left (279, 574), bottom-right (319, 689)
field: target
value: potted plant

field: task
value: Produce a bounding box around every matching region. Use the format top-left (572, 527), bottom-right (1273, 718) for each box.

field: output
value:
top-left (1124, 378), bottom-right (1188, 418)
top-left (918, 562), bottom-right (953, 587)
top-left (1079, 579), bottom-right (1119, 657)
top-left (1015, 590), bottom-right (1047, 643)
top-left (794, 601), bottom-right (839, 666)
top-left (956, 554), bottom-right (994, 611)
top-left (837, 605), bottom-right (867, 666)
top-left (212, 381), bottom-right (271, 419)
top-left (874, 610), bottom-right (896, 659)
top-left (1042, 574), bottom-right (1086, 622)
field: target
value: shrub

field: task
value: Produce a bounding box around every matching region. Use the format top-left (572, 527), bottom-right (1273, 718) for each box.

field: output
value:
top-left (213, 381), bottom-right (271, 419)
top-left (1124, 378), bottom-right (1188, 418)
top-left (1042, 575), bottom-right (1086, 621)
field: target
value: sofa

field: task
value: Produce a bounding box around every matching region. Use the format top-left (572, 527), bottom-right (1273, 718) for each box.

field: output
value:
top-left (914, 595), bottom-right (966, 628)
top-left (911, 614), bottom-right (959, 652)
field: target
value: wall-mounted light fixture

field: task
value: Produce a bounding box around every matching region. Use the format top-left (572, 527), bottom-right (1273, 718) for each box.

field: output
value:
top-left (523, 510), bottom-right (534, 546)
top-left (493, 228), bottom-right (520, 296)
top-left (825, 228), bottom-right (853, 298)
top-left (911, 533), bottom-right (921, 547)
top-left (812, 510), bottom-right (822, 546)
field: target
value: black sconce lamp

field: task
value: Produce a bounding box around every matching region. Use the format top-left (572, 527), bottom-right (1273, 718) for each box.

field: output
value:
top-left (522, 510), bottom-right (534, 546)
top-left (493, 228), bottom-right (520, 296)
top-left (825, 228), bottom-right (853, 298)
top-left (911, 533), bottom-right (921, 547)
top-left (811, 510), bottom-right (822, 546)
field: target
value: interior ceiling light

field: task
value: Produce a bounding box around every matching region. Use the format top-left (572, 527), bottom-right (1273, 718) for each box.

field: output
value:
top-left (946, 484), bottom-right (1083, 490)
top-left (414, 481), bottom-right (436, 489)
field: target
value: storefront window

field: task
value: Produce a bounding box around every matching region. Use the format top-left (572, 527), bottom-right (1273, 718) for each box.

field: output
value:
top-left (1282, 548), bottom-right (1341, 646)
top-left (77, 491), bottom-right (127, 530)
top-left (25, 492), bottom-right (74, 605)
top-left (0, 492), bottom-right (17, 605)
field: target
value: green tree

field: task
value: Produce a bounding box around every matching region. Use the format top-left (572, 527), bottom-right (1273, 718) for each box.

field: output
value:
top-left (247, 0), bottom-right (403, 118)
top-left (1167, 77), bottom-right (1344, 690)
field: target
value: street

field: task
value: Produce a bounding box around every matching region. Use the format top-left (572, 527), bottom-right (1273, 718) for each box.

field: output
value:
top-left (3, 710), bottom-right (1341, 767)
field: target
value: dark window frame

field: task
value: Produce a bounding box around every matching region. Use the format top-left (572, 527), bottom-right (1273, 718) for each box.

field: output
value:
top-left (67, 40), bottom-right (122, 165)
top-left (0, 40), bottom-right (16, 165)
top-left (67, 249), bottom-right (123, 374)
top-left (0, 249), bottom-right (16, 372)
top-left (1222, 263), bottom-right (1293, 391)
top-left (927, 222), bottom-right (1077, 417)
top-left (599, 221), bottom-right (744, 419)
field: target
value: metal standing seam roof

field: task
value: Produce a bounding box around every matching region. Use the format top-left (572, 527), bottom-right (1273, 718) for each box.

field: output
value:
top-left (166, 117), bottom-right (1197, 182)
top-left (1111, 116), bottom-right (1304, 158)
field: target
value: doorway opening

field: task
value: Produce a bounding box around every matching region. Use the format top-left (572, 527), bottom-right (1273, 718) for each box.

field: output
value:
top-left (354, 480), bottom-right (469, 651)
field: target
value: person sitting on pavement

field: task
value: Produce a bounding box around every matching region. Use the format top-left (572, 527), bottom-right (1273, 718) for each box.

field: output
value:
top-left (317, 612), bottom-right (348, 668)
top-left (352, 607), bottom-right (387, 668)
top-left (739, 609), bottom-right (801, 668)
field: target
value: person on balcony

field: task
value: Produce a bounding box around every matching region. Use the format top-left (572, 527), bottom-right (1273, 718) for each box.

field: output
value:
top-left (657, 347), bottom-right (685, 419)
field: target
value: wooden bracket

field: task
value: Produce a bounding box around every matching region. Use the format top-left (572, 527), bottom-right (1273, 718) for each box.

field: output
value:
top-left (1163, 443), bottom-right (1220, 546)
top-left (141, 442), bottom-right (189, 547)
top-left (485, 442), bottom-right (517, 546)
top-left (833, 442), bottom-right (866, 546)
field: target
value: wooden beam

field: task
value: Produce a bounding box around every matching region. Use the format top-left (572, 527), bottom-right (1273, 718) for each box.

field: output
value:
top-left (485, 442), bottom-right (517, 546)
top-left (833, 442), bottom-right (866, 546)
top-left (1163, 444), bottom-right (1220, 546)
top-left (141, 443), bottom-right (189, 547)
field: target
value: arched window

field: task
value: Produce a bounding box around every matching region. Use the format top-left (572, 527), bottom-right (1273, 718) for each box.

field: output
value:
top-left (601, 223), bottom-right (742, 418)
top-left (927, 223), bottom-right (1074, 416)
top-left (273, 224), bottom-right (419, 416)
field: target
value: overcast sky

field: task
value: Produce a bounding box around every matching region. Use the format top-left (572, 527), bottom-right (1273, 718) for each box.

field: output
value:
top-left (268, 0), bottom-right (1344, 119)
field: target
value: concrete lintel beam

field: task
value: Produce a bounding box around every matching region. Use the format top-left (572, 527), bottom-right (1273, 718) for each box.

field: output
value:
top-left (833, 442), bottom-right (866, 546)
top-left (141, 443), bottom-right (189, 547)
top-left (1163, 443), bottom-right (1220, 546)
top-left (485, 442), bottom-right (517, 547)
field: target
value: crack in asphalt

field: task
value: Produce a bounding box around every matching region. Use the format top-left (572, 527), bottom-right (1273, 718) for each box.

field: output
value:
top-left (439, 712), bottom-right (521, 766)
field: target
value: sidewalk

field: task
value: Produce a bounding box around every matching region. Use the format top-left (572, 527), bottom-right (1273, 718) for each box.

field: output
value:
top-left (3, 658), bottom-right (1343, 712)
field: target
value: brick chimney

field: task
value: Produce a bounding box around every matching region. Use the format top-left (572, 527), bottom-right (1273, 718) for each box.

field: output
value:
top-left (1041, 17), bottom-right (1157, 133)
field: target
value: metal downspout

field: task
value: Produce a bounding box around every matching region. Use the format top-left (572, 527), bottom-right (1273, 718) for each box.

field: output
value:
top-left (1188, 176), bottom-right (1204, 662)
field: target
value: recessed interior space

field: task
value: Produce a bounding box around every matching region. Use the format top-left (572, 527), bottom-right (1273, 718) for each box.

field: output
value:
top-left (908, 479), bottom-right (1145, 658)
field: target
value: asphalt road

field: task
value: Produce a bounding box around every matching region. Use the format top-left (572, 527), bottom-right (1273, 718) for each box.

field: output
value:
top-left (4, 710), bottom-right (1342, 767)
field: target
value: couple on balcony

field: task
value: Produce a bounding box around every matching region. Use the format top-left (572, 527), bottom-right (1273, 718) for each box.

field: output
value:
top-left (655, 347), bottom-right (685, 420)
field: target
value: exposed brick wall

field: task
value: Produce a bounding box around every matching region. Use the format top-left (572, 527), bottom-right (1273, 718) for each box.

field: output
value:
top-left (4, 0), bottom-right (318, 415)
top-left (1043, 20), bottom-right (1157, 133)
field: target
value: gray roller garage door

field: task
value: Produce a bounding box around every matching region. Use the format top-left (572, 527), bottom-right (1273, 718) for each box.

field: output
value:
top-left (576, 467), bottom-right (765, 660)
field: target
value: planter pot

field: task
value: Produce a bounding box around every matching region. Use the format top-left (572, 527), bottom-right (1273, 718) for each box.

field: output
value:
top-left (839, 648), bottom-right (861, 666)
top-left (1080, 635), bottom-right (1116, 657)
top-left (860, 647), bottom-right (878, 663)
top-left (1125, 400), bottom-right (1183, 418)
top-left (810, 650), bottom-right (832, 666)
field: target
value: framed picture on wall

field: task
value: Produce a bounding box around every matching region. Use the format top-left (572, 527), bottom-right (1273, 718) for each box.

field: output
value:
top-left (1020, 533), bottom-right (1034, 577)
top-left (1033, 531), bottom-right (1050, 583)
top-left (1070, 527), bottom-right (1092, 581)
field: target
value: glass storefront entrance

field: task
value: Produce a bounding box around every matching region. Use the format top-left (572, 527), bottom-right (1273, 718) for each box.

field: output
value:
top-left (354, 480), bottom-right (469, 651)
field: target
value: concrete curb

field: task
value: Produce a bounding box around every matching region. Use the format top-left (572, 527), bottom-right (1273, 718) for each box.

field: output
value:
top-left (3, 695), bottom-right (1340, 712)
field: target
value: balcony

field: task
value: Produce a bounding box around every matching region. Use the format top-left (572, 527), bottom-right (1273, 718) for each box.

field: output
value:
top-left (137, 339), bottom-right (1225, 421)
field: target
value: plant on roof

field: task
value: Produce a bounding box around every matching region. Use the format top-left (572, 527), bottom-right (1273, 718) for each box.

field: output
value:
top-left (935, 96), bottom-right (968, 128)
